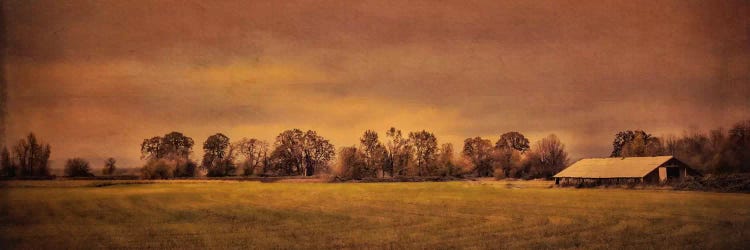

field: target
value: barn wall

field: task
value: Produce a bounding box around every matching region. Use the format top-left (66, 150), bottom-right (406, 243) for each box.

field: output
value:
top-left (644, 169), bottom-right (660, 184)
top-left (556, 177), bottom-right (644, 186)
top-left (657, 158), bottom-right (692, 182)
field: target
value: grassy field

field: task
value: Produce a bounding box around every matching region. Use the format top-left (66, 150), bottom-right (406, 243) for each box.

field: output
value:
top-left (1, 180), bottom-right (749, 249)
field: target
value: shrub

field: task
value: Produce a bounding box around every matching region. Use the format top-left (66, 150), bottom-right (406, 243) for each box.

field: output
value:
top-left (64, 158), bottom-right (94, 177)
top-left (140, 156), bottom-right (198, 179)
top-left (141, 159), bottom-right (174, 179)
top-left (673, 174), bottom-right (750, 193)
top-left (175, 160), bottom-right (198, 177)
top-left (204, 158), bottom-right (236, 177)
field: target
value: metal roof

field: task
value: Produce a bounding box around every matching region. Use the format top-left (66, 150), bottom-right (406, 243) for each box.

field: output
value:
top-left (553, 156), bottom-right (676, 178)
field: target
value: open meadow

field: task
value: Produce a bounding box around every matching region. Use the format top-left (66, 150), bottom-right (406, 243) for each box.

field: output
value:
top-left (1, 180), bottom-right (749, 249)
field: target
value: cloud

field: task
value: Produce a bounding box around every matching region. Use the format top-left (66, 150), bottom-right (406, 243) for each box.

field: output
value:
top-left (2, 0), bottom-right (749, 167)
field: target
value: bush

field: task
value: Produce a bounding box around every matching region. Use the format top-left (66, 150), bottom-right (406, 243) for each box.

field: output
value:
top-left (141, 157), bottom-right (198, 179)
top-left (64, 158), bottom-right (94, 177)
top-left (174, 159), bottom-right (198, 177)
top-left (438, 163), bottom-right (465, 178)
top-left (141, 159), bottom-right (174, 179)
top-left (204, 158), bottom-right (236, 177)
top-left (673, 174), bottom-right (750, 193)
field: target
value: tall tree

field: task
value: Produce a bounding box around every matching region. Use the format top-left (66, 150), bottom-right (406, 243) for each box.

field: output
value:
top-left (13, 133), bottom-right (51, 177)
top-left (140, 136), bottom-right (164, 160)
top-left (161, 132), bottom-right (195, 158)
top-left (359, 130), bottom-right (387, 178)
top-left (270, 129), bottom-right (305, 175)
top-left (409, 130), bottom-right (438, 176)
top-left (462, 137), bottom-right (494, 177)
top-left (385, 127), bottom-right (411, 177)
top-left (140, 132), bottom-right (198, 177)
top-left (728, 120), bottom-right (750, 173)
top-left (663, 119), bottom-right (750, 174)
top-left (202, 133), bottom-right (235, 177)
top-left (437, 143), bottom-right (458, 177)
top-left (496, 149), bottom-right (524, 178)
top-left (610, 130), bottom-right (665, 157)
top-left (270, 129), bottom-right (335, 176)
top-left (1, 146), bottom-right (14, 177)
top-left (665, 131), bottom-right (714, 172)
top-left (302, 130), bottom-right (336, 176)
top-left (141, 132), bottom-right (194, 160)
top-left (337, 146), bottom-right (366, 179)
top-left (621, 132), bottom-right (664, 157)
top-left (495, 132), bottom-right (530, 153)
top-left (495, 132), bottom-right (530, 177)
top-left (611, 130), bottom-right (637, 157)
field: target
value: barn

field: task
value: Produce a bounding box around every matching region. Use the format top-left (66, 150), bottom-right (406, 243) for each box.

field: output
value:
top-left (553, 156), bottom-right (700, 185)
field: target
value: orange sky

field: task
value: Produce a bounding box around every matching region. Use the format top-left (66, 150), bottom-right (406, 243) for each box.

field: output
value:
top-left (2, 0), bottom-right (749, 169)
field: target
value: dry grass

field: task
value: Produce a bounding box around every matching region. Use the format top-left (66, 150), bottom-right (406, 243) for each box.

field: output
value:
top-left (1, 180), bottom-right (749, 249)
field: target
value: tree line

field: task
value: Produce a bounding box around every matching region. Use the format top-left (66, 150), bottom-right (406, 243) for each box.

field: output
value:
top-left (1, 133), bottom-right (51, 178)
top-left (337, 128), bottom-right (569, 180)
top-left (138, 129), bottom-right (335, 179)
top-left (0, 133), bottom-right (121, 178)
top-left (134, 128), bottom-right (569, 180)
top-left (609, 119), bottom-right (750, 174)
top-left (0, 118), bottom-right (748, 179)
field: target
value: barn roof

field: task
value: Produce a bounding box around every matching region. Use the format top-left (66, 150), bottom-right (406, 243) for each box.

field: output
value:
top-left (553, 156), bottom-right (676, 178)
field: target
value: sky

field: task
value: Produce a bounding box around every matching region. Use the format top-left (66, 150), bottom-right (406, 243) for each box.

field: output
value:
top-left (2, 0), bottom-right (749, 169)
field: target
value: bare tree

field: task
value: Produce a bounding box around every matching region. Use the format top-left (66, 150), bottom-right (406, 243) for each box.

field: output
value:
top-left (234, 138), bottom-right (269, 176)
top-left (13, 133), bottom-right (51, 177)
top-left (102, 158), bottom-right (117, 175)
top-left (526, 134), bottom-right (569, 178)
top-left (665, 119), bottom-right (750, 173)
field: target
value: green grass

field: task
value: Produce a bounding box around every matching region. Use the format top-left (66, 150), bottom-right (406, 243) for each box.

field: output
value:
top-left (1, 180), bottom-right (749, 249)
